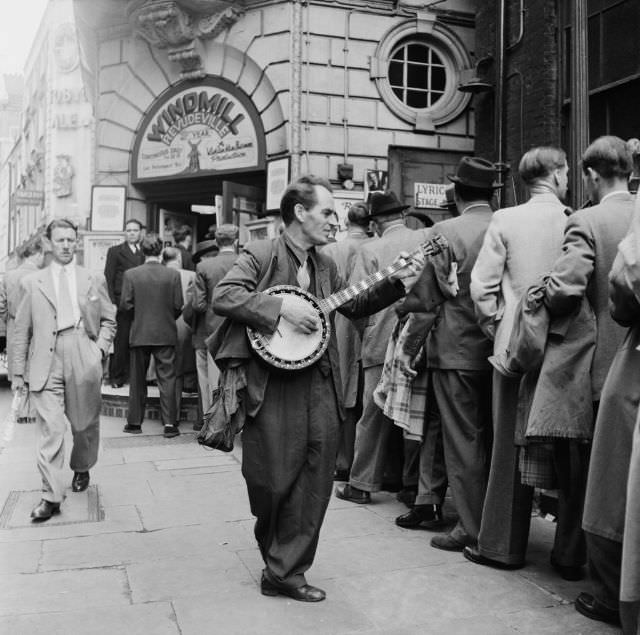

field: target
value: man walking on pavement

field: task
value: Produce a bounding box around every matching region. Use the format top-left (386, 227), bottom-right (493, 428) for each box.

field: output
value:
top-left (191, 224), bottom-right (239, 418)
top-left (12, 218), bottom-right (115, 521)
top-left (121, 233), bottom-right (183, 438)
top-left (0, 235), bottom-right (46, 381)
top-left (104, 219), bottom-right (144, 388)
top-left (335, 191), bottom-right (429, 504)
top-left (395, 157), bottom-right (497, 551)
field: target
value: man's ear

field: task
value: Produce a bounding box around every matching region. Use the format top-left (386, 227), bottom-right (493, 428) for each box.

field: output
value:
top-left (293, 203), bottom-right (306, 223)
top-left (586, 166), bottom-right (599, 183)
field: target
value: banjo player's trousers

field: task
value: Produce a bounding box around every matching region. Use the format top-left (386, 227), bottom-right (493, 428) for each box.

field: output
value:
top-left (241, 362), bottom-right (339, 590)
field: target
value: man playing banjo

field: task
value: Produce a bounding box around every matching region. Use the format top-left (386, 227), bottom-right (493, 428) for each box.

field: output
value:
top-left (212, 175), bottom-right (435, 602)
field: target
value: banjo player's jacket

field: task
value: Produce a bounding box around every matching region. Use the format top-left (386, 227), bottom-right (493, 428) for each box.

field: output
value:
top-left (212, 234), bottom-right (406, 418)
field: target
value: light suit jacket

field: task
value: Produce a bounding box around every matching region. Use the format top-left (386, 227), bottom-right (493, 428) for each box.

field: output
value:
top-left (12, 265), bottom-right (116, 391)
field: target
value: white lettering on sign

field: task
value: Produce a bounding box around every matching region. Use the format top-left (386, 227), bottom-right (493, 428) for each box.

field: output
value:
top-left (414, 183), bottom-right (447, 208)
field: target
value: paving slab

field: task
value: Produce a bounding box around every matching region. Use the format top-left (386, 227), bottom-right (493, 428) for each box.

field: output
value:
top-left (499, 604), bottom-right (619, 634)
top-left (127, 553), bottom-right (254, 602)
top-left (0, 539), bottom-right (42, 573)
top-left (0, 568), bottom-right (129, 616)
top-left (40, 524), bottom-right (240, 571)
top-left (152, 454), bottom-right (238, 471)
top-left (370, 614), bottom-right (516, 635)
top-left (172, 580), bottom-right (377, 635)
top-left (0, 602), bottom-right (180, 635)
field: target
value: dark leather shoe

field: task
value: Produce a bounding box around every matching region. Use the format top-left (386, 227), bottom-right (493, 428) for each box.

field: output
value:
top-left (335, 484), bottom-right (371, 504)
top-left (71, 471), bottom-right (90, 493)
top-left (163, 425), bottom-right (180, 438)
top-left (550, 555), bottom-right (584, 581)
top-left (463, 546), bottom-right (524, 570)
top-left (31, 499), bottom-right (61, 522)
top-left (395, 504), bottom-right (443, 529)
top-left (260, 574), bottom-right (326, 602)
top-left (333, 468), bottom-right (350, 481)
top-left (123, 424), bottom-right (142, 434)
top-left (574, 592), bottom-right (620, 625)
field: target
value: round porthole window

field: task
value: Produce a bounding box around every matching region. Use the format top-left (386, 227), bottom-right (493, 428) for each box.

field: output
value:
top-left (373, 20), bottom-right (472, 130)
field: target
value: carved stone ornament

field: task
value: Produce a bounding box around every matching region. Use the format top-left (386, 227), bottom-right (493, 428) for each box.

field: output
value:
top-left (127, 0), bottom-right (243, 79)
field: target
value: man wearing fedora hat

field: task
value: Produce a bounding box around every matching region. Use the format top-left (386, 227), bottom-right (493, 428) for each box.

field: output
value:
top-left (336, 190), bottom-right (430, 505)
top-left (393, 156), bottom-right (497, 551)
top-left (190, 224), bottom-right (239, 422)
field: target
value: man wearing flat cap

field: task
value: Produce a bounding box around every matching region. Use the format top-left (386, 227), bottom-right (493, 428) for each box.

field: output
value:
top-left (190, 224), bottom-right (239, 420)
top-left (336, 190), bottom-right (430, 505)
top-left (394, 156), bottom-right (498, 551)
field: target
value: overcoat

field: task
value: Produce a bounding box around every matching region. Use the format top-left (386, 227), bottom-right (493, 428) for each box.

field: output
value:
top-left (104, 242), bottom-right (144, 305)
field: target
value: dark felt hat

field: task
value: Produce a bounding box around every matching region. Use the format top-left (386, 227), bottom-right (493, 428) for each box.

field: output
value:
top-left (193, 239), bottom-right (219, 263)
top-left (367, 190), bottom-right (410, 218)
top-left (448, 156), bottom-right (501, 189)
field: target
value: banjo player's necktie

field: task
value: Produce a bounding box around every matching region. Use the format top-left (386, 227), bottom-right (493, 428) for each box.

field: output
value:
top-left (57, 266), bottom-right (75, 331)
top-left (296, 256), bottom-right (311, 291)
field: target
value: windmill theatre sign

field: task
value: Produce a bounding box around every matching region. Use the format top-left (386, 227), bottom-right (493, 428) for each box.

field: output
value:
top-left (132, 77), bottom-right (265, 183)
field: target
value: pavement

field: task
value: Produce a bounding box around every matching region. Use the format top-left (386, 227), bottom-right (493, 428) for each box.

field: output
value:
top-left (0, 382), bottom-right (620, 635)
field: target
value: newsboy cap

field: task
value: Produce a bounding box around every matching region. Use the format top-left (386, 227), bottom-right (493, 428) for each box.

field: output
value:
top-left (448, 156), bottom-right (501, 190)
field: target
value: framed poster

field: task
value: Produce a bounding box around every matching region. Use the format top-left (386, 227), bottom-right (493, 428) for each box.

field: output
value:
top-left (333, 190), bottom-right (364, 241)
top-left (90, 186), bottom-right (126, 232)
top-left (159, 209), bottom-right (197, 250)
top-left (83, 233), bottom-right (122, 275)
top-left (266, 156), bottom-right (290, 211)
top-left (364, 169), bottom-right (388, 202)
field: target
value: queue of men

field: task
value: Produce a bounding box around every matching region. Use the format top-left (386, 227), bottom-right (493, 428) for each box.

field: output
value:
top-left (1, 136), bottom-right (640, 631)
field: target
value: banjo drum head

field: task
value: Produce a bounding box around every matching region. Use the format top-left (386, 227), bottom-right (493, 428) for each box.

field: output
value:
top-left (247, 285), bottom-right (331, 370)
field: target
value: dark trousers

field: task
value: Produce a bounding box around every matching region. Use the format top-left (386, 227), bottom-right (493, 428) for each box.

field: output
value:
top-left (586, 531), bottom-right (622, 611)
top-left (432, 368), bottom-right (492, 542)
top-left (242, 364), bottom-right (339, 589)
top-left (109, 309), bottom-right (132, 384)
top-left (127, 345), bottom-right (176, 428)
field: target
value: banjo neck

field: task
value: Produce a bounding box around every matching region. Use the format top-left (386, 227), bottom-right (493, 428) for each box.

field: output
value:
top-left (318, 234), bottom-right (447, 314)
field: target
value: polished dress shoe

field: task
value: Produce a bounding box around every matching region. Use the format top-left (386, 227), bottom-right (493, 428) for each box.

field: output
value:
top-left (123, 424), bottom-right (142, 434)
top-left (335, 483), bottom-right (371, 504)
top-left (71, 471), bottom-right (90, 493)
top-left (163, 425), bottom-right (180, 438)
top-left (31, 499), bottom-right (61, 522)
top-left (550, 555), bottom-right (584, 581)
top-left (463, 546), bottom-right (524, 570)
top-left (395, 504), bottom-right (443, 530)
top-left (260, 574), bottom-right (326, 602)
top-left (574, 592), bottom-right (620, 625)
top-left (430, 533), bottom-right (466, 552)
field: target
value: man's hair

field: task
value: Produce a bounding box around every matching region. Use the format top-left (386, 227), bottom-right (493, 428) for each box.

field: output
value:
top-left (162, 246), bottom-right (182, 266)
top-left (21, 235), bottom-right (45, 258)
top-left (347, 202), bottom-right (370, 228)
top-left (125, 218), bottom-right (144, 230)
top-left (581, 135), bottom-right (634, 180)
top-left (519, 146), bottom-right (567, 186)
top-left (141, 233), bottom-right (163, 257)
top-left (46, 218), bottom-right (77, 239)
top-left (172, 224), bottom-right (192, 244)
top-left (214, 224), bottom-right (239, 247)
top-left (280, 174), bottom-right (333, 225)
top-left (453, 183), bottom-right (494, 203)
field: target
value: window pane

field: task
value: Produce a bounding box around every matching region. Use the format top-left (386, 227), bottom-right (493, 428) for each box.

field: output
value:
top-left (407, 63), bottom-right (428, 90)
top-left (431, 66), bottom-right (446, 92)
top-left (407, 43), bottom-right (430, 64)
top-left (406, 90), bottom-right (429, 109)
top-left (388, 61), bottom-right (404, 87)
top-left (391, 47), bottom-right (405, 62)
top-left (429, 91), bottom-right (444, 107)
top-left (391, 86), bottom-right (404, 102)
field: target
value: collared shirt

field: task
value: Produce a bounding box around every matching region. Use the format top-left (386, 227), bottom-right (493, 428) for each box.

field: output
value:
top-left (380, 222), bottom-right (406, 238)
top-left (128, 242), bottom-right (139, 255)
top-left (50, 260), bottom-right (81, 324)
top-left (600, 190), bottom-right (630, 205)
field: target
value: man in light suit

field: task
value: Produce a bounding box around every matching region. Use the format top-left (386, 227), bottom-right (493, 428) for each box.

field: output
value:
top-left (467, 147), bottom-right (573, 570)
top-left (191, 224), bottom-right (239, 419)
top-left (104, 219), bottom-right (144, 388)
top-left (0, 235), bottom-right (46, 380)
top-left (335, 191), bottom-right (429, 504)
top-left (12, 218), bottom-right (116, 522)
top-left (121, 233), bottom-right (183, 438)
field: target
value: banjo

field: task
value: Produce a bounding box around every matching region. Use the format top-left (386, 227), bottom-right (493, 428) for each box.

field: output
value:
top-left (246, 234), bottom-right (448, 370)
